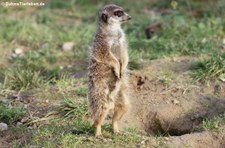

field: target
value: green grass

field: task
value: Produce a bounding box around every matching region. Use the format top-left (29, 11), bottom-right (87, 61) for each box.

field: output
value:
top-left (4, 68), bottom-right (45, 91)
top-left (75, 87), bottom-right (88, 98)
top-left (24, 98), bottom-right (144, 147)
top-left (202, 113), bottom-right (225, 131)
top-left (56, 98), bottom-right (88, 119)
top-left (29, 122), bottom-right (143, 147)
top-left (154, 136), bottom-right (169, 148)
top-left (191, 52), bottom-right (225, 82)
top-left (0, 104), bottom-right (27, 124)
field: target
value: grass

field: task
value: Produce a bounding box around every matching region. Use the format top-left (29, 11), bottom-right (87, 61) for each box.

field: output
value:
top-left (0, 0), bottom-right (225, 147)
top-left (154, 136), bottom-right (169, 148)
top-left (29, 122), bottom-right (144, 147)
top-left (202, 113), bottom-right (225, 131)
top-left (57, 98), bottom-right (88, 120)
top-left (4, 68), bottom-right (45, 91)
top-left (75, 87), bottom-right (88, 97)
top-left (24, 98), bottom-right (144, 147)
top-left (0, 103), bottom-right (27, 124)
top-left (191, 52), bottom-right (225, 82)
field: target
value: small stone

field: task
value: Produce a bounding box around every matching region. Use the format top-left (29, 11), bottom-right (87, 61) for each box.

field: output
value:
top-left (0, 122), bottom-right (8, 131)
top-left (12, 48), bottom-right (24, 58)
top-left (17, 122), bottom-right (22, 126)
top-left (14, 48), bottom-right (23, 55)
top-left (21, 117), bottom-right (29, 123)
top-left (62, 42), bottom-right (74, 51)
top-left (171, 99), bottom-right (180, 105)
top-left (164, 137), bottom-right (169, 141)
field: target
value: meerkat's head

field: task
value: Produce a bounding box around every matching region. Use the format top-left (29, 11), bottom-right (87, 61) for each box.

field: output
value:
top-left (99, 4), bottom-right (131, 26)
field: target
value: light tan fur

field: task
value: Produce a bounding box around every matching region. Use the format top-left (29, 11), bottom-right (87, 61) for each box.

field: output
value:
top-left (88, 4), bottom-right (131, 137)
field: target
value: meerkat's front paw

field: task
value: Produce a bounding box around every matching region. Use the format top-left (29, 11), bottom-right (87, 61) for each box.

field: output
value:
top-left (114, 69), bottom-right (121, 79)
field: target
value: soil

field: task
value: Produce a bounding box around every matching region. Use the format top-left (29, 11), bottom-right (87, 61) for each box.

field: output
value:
top-left (120, 56), bottom-right (225, 147)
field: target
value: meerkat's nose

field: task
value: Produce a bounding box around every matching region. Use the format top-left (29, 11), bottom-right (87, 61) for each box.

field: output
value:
top-left (127, 16), bottom-right (131, 20)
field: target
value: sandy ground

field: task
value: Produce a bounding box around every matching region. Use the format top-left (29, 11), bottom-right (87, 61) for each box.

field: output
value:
top-left (120, 56), bottom-right (225, 147)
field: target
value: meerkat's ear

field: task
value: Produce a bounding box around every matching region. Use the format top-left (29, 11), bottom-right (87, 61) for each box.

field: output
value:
top-left (101, 13), bottom-right (108, 23)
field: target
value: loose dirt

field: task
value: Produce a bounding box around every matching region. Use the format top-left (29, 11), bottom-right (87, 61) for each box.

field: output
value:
top-left (121, 56), bottom-right (225, 147)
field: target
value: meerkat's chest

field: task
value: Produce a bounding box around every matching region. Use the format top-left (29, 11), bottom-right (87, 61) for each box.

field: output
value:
top-left (108, 32), bottom-right (126, 59)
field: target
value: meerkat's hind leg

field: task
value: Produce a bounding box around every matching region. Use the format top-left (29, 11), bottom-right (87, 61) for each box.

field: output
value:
top-left (93, 105), bottom-right (110, 138)
top-left (112, 91), bottom-right (129, 134)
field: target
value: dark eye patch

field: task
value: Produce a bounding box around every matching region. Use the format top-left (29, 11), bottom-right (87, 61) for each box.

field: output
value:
top-left (114, 10), bottom-right (124, 17)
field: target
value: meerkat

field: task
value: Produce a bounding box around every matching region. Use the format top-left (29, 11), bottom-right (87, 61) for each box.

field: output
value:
top-left (88, 4), bottom-right (131, 137)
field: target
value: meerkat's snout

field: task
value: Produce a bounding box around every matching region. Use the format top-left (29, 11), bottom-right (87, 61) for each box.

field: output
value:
top-left (114, 9), bottom-right (131, 22)
top-left (121, 13), bottom-right (131, 22)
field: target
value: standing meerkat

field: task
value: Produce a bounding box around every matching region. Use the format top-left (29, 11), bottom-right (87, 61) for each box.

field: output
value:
top-left (88, 4), bottom-right (131, 137)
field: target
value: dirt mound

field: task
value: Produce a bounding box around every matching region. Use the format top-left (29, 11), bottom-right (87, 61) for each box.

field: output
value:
top-left (166, 128), bottom-right (225, 148)
top-left (120, 56), bottom-right (225, 146)
top-left (144, 126), bottom-right (225, 148)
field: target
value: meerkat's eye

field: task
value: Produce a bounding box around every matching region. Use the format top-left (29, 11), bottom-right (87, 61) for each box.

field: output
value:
top-left (114, 10), bottom-right (124, 17)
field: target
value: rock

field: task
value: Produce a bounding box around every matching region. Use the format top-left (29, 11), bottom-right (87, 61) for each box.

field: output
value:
top-left (0, 122), bottom-right (8, 131)
top-left (164, 137), bottom-right (169, 141)
top-left (12, 48), bottom-right (24, 58)
top-left (14, 48), bottom-right (24, 55)
top-left (17, 122), bottom-right (22, 126)
top-left (62, 42), bottom-right (74, 51)
top-left (21, 117), bottom-right (29, 123)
